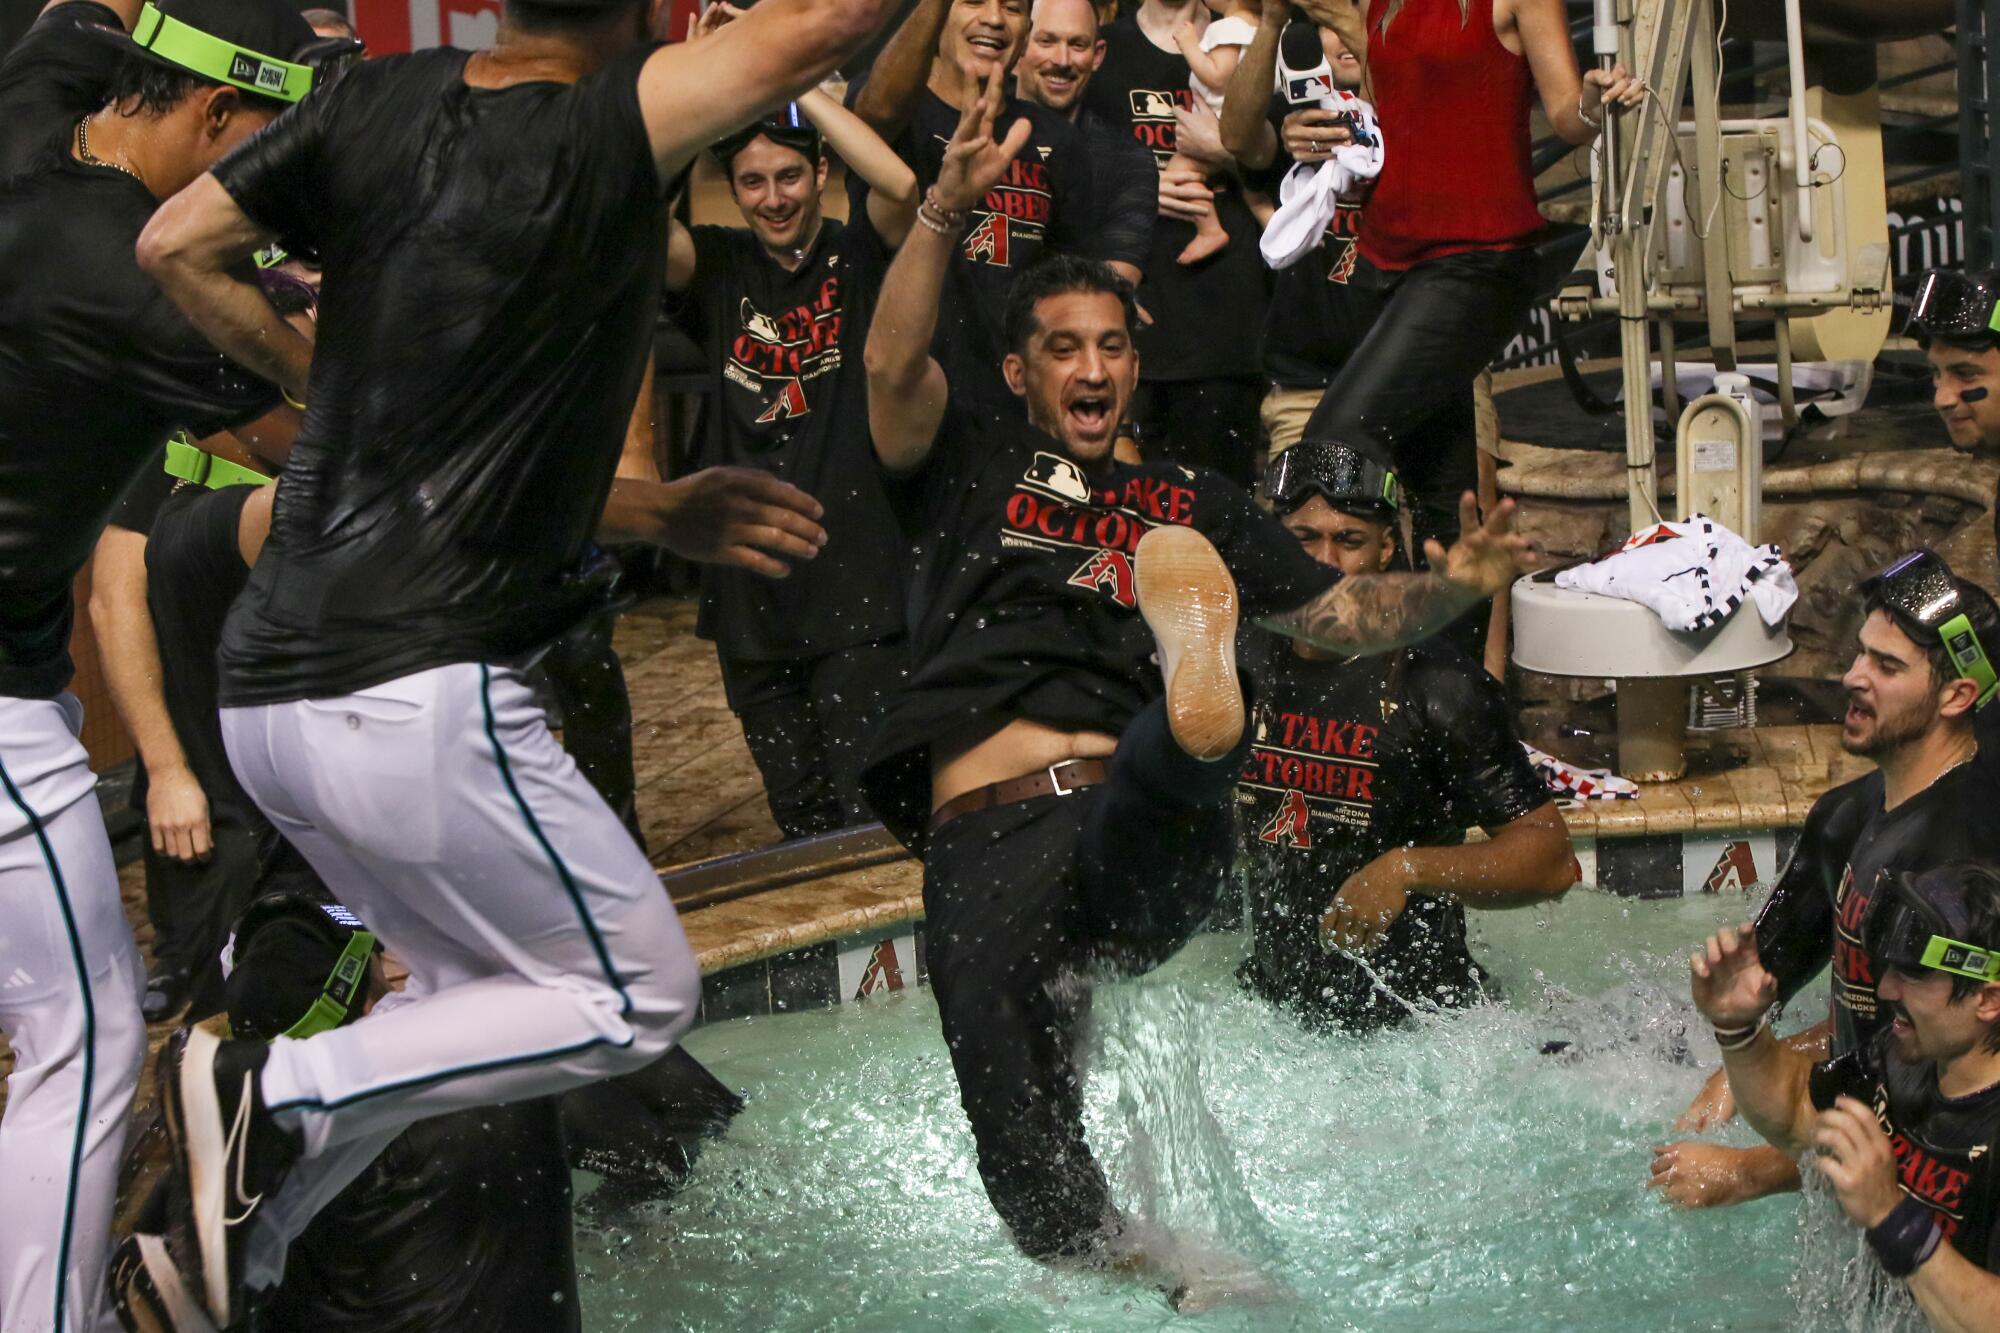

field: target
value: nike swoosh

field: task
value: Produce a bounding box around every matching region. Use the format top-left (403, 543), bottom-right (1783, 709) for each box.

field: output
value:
top-left (222, 1076), bottom-right (263, 1226)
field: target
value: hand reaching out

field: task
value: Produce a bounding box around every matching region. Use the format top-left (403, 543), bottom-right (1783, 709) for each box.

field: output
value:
top-left (933, 68), bottom-right (1034, 215)
top-left (689, 0), bottom-right (743, 40)
top-left (1426, 494), bottom-right (1535, 600)
top-left (1689, 923), bottom-right (1779, 1031)
top-left (653, 466), bottom-right (827, 578)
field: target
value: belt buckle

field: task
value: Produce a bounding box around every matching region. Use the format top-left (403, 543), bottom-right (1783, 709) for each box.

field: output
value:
top-left (1047, 761), bottom-right (1077, 796)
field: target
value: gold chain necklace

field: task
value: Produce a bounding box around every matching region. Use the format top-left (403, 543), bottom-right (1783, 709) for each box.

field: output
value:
top-left (75, 117), bottom-right (145, 187)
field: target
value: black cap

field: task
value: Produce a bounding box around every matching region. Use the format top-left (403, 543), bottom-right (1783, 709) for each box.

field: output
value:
top-left (103, 0), bottom-right (325, 103)
top-left (225, 916), bottom-right (348, 1039)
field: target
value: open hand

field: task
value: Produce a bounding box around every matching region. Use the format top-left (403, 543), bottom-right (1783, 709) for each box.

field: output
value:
top-left (1321, 851), bottom-right (1411, 954)
top-left (1811, 1097), bottom-right (1901, 1228)
top-left (654, 467), bottom-right (826, 578)
top-left (1425, 494), bottom-right (1534, 599)
top-left (689, 0), bottom-right (742, 40)
top-left (934, 68), bottom-right (1034, 214)
top-left (1648, 1141), bottom-right (1788, 1209)
top-left (1688, 923), bottom-right (1778, 1030)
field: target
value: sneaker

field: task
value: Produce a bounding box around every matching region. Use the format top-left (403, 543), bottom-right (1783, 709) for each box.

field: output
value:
top-left (109, 1233), bottom-right (217, 1333)
top-left (141, 968), bottom-right (190, 1024)
top-left (1134, 525), bottom-right (1244, 761)
top-left (157, 1027), bottom-right (297, 1327)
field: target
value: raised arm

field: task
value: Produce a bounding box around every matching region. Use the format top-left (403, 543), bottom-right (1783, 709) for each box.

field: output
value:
top-left (1220, 0), bottom-right (1286, 169)
top-left (1510, 0), bottom-right (1642, 146)
top-left (638, 0), bottom-right (897, 181)
top-left (864, 69), bottom-right (1030, 470)
top-left (1689, 923), bottom-right (1818, 1152)
top-left (1258, 494), bottom-right (1532, 655)
top-left (848, 0), bottom-right (952, 139)
top-left (798, 87), bottom-right (920, 247)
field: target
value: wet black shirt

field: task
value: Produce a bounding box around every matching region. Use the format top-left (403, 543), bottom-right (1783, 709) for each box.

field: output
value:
top-left (0, 6), bottom-right (277, 698)
top-left (209, 44), bottom-right (667, 705)
top-left (1251, 93), bottom-right (1374, 389)
top-left (1756, 764), bottom-right (1994, 1057)
top-left (1082, 16), bottom-right (1267, 382)
top-left (0, 0), bottom-right (119, 177)
top-left (849, 82), bottom-right (1093, 420)
top-left (1235, 636), bottom-right (1550, 1028)
top-left (860, 411), bottom-right (1340, 846)
top-left (255, 1099), bottom-right (578, 1333)
top-left (1075, 105), bottom-right (1156, 274)
top-left (682, 217), bottom-right (904, 659)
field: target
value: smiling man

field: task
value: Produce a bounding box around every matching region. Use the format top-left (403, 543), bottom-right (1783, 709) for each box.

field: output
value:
top-left (859, 73), bottom-right (1532, 1283)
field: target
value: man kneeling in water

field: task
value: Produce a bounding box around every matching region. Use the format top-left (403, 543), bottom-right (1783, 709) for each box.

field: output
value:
top-left (1235, 440), bottom-right (1575, 1029)
top-left (859, 73), bottom-right (1533, 1286)
top-left (1691, 864), bottom-right (2000, 1322)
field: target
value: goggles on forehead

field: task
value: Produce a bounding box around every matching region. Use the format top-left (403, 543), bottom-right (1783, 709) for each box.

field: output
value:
top-left (131, 2), bottom-right (314, 102)
top-left (1863, 869), bottom-right (2000, 984)
top-left (1264, 440), bottom-right (1401, 519)
top-left (1860, 550), bottom-right (1999, 710)
top-left (712, 103), bottom-right (822, 165)
top-left (1907, 269), bottom-right (2000, 345)
top-left (165, 436), bottom-right (272, 489)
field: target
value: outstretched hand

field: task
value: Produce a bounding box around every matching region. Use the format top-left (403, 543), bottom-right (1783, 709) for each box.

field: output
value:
top-left (933, 67), bottom-right (1034, 215)
top-left (1425, 494), bottom-right (1534, 599)
top-left (1689, 923), bottom-right (1778, 1031)
top-left (653, 467), bottom-right (827, 578)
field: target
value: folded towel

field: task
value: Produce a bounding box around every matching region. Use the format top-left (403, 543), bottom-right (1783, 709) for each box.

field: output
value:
top-left (1553, 515), bottom-right (1796, 633)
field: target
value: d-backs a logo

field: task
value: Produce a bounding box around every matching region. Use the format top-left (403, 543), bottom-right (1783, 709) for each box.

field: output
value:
top-left (1003, 452), bottom-right (1197, 609)
top-left (1832, 865), bottom-right (1879, 1021)
top-left (1325, 203), bottom-right (1364, 284)
top-left (933, 138), bottom-right (1055, 268)
top-left (1241, 709), bottom-right (1380, 836)
top-left (724, 279), bottom-right (843, 427)
top-left (1699, 840), bottom-right (1759, 894)
top-left (1127, 87), bottom-right (1193, 168)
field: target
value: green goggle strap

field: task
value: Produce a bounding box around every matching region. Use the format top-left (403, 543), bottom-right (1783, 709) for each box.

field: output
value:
top-left (165, 437), bottom-right (272, 489)
top-left (282, 929), bottom-right (376, 1040)
top-left (1919, 933), bottom-right (2000, 983)
top-left (1937, 612), bottom-right (1999, 710)
top-left (131, 2), bottom-right (312, 103)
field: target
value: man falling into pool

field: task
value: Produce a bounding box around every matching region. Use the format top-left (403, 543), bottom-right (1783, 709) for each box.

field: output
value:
top-left (859, 71), bottom-right (1535, 1290)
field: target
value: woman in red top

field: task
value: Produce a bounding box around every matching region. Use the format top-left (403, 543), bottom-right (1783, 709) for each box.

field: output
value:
top-left (1290, 0), bottom-right (1642, 554)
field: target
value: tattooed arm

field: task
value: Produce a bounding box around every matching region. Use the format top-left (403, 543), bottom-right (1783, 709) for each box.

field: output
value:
top-left (1257, 494), bottom-right (1534, 654)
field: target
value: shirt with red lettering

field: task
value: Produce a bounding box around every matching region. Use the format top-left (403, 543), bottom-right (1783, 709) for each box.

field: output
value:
top-left (1856, 1028), bottom-right (2000, 1275)
top-left (1755, 765), bottom-right (1994, 1058)
top-left (1234, 635), bottom-right (1549, 1029)
top-left (859, 410), bottom-right (1340, 848)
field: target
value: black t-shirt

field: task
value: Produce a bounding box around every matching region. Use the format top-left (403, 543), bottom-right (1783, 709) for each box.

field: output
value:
top-left (682, 217), bottom-right (904, 659)
top-left (1756, 764), bottom-right (1995, 1057)
top-left (1850, 1029), bottom-right (2000, 1274)
top-left (209, 45), bottom-right (667, 705)
top-left (1082, 16), bottom-right (1267, 382)
top-left (1075, 106), bottom-right (1156, 273)
top-left (1252, 92), bottom-right (1375, 390)
top-left (848, 82), bottom-right (1094, 420)
top-left (860, 411), bottom-right (1341, 846)
top-left (0, 0), bottom-right (119, 178)
top-left (255, 1099), bottom-right (578, 1333)
top-left (0, 7), bottom-right (279, 699)
top-left (1235, 636), bottom-right (1550, 1028)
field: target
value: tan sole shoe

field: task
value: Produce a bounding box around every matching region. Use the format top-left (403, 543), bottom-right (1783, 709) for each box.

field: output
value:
top-left (1135, 525), bottom-right (1244, 761)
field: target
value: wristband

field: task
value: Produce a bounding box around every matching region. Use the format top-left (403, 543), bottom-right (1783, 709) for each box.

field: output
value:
top-left (1713, 1020), bottom-right (1766, 1051)
top-left (1579, 92), bottom-right (1604, 131)
top-left (1867, 1194), bottom-right (1945, 1279)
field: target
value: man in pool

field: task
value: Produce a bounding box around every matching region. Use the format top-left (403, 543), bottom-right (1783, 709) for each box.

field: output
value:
top-left (1235, 439), bottom-right (1575, 1030)
top-left (1690, 862), bottom-right (2000, 1316)
top-left (1652, 552), bottom-right (2000, 1210)
top-left (860, 73), bottom-right (1534, 1284)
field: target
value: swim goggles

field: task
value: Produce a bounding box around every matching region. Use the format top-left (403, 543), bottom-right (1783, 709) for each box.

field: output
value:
top-left (1859, 550), bottom-right (1999, 710)
top-left (229, 893), bottom-right (378, 1040)
top-left (1264, 439), bottom-right (1401, 519)
top-left (130, 1), bottom-right (316, 102)
top-left (165, 435), bottom-right (272, 489)
top-left (711, 102), bottom-right (823, 165)
top-left (1863, 867), bottom-right (2000, 984)
top-left (1906, 268), bottom-right (2000, 346)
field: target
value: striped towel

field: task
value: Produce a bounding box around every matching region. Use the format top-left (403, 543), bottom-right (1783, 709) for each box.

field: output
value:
top-left (1524, 743), bottom-right (1639, 801)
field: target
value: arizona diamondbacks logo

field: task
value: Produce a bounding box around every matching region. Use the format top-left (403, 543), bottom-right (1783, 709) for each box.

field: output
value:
top-left (1700, 840), bottom-right (1758, 893)
top-left (1259, 789), bottom-right (1313, 849)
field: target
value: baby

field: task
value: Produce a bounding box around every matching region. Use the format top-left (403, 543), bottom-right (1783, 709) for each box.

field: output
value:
top-left (1172, 0), bottom-right (1261, 264)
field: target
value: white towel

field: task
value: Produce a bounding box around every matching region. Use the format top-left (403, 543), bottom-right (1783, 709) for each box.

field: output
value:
top-left (1259, 92), bottom-right (1383, 271)
top-left (1554, 515), bottom-right (1797, 633)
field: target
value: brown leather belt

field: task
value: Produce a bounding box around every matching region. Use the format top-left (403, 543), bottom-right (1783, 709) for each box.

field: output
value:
top-left (927, 759), bottom-right (1110, 833)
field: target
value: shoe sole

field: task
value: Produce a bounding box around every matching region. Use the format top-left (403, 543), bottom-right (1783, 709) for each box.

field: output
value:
top-left (162, 1027), bottom-right (233, 1325)
top-left (111, 1235), bottom-right (216, 1333)
top-left (1135, 525), bottom-right (1244, 761)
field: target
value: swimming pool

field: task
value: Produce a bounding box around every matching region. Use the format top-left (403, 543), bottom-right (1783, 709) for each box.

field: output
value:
top-left (577, 887), bottom-right (1887, 1331)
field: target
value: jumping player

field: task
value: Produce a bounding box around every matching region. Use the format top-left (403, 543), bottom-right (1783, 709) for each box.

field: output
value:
top-left (1236, 440), bottom-right (1574, 1030)
top-left (123, 0), bottom-right (895, 1322)
top-left (860, 73), bottom-right (1533, 1281)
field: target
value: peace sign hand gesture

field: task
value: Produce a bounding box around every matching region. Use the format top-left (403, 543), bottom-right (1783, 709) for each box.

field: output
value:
top-left (932, 67), bottom-right (1034, 215)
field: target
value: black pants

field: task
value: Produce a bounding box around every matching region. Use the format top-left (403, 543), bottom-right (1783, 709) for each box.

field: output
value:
top-left (1301, 247), bottom-right (1538, 553)
top-left (139, 802), bottom-right (265, 1014)
top-left (540, 607), bottom-right (640, 842)
top-left (922, 697), bottom-right (1251, 1259)
top-left (719, 638), bottom-right (905, 841)
top-left (1129, 376), bottom-right (1264, 490)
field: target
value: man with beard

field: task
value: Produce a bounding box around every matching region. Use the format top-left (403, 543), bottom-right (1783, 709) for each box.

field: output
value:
top-left (861, 72), bottom-right (1532, 1285)
top-left (1012, 0), bottom-right (1155, 291)
top-left (1651, 552), bottom-right (2000, 1211)
top-left (1690, 864), bottom-right (2000, 1320)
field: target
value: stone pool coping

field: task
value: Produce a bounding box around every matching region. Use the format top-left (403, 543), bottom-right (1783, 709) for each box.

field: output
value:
top-left (671, 724), bottom-right (1858, 1024)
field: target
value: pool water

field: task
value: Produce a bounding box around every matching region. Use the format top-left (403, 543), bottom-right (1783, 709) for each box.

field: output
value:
top-left (577, 887), bottom-right (1882, 1331)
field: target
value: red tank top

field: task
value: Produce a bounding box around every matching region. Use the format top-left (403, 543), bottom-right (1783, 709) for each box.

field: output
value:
top-left (1358, 0), bottom-right (1545, 270)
